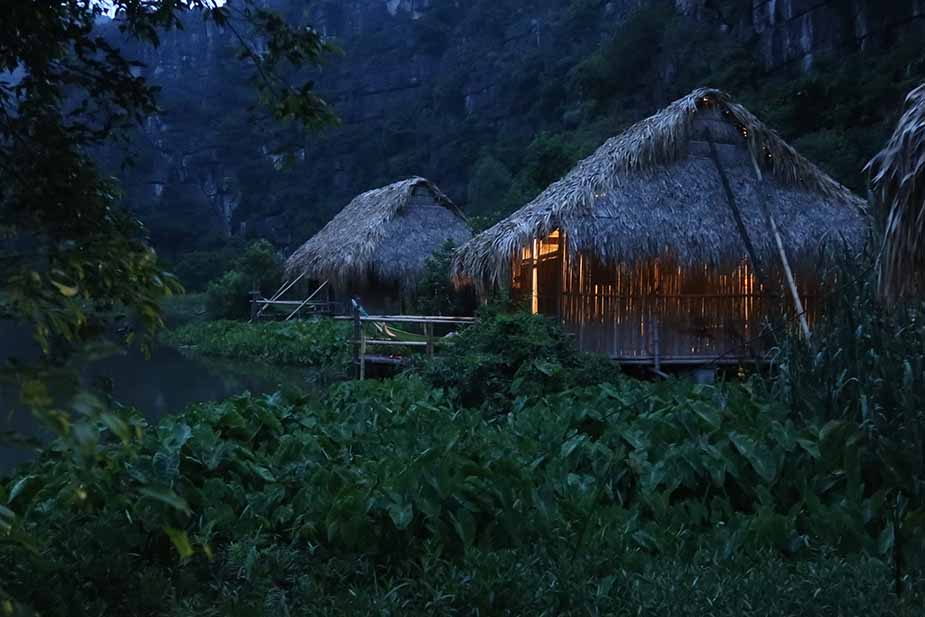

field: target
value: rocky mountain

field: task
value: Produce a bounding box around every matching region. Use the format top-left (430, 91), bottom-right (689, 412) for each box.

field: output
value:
top-left (99, 0), bottom-right (925, 261)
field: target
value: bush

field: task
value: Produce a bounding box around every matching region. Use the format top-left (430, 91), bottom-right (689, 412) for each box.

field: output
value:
top-left (169, 244), bottom-right (245, 292)
top-left (419, 306), bottom-right (618, 411)
top-left (205, 270), bottom-right (250, 320)
top-left (203, 240), bottom-right (284, 320)
top-left (412, 240), bottom-right (477, 317)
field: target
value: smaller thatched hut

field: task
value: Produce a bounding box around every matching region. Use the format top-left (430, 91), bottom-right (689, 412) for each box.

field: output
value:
top-left (286, 177), bottom-right (471, 313)
top-left (868, 83), bottom-right (925, 300)
top-left (454, 88), bottom-right (869, 363)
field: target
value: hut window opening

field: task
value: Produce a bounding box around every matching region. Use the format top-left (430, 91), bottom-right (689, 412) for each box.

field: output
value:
top-left (511, 229), bottom-right (564, 316)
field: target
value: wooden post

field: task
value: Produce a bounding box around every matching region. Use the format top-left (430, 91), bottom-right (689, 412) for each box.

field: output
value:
top-left (425, 322), bottom-right (434, 358)
top-left (359, 328), bottom-right (367, 381)
top-left (706, 132), bottom-right (769, 289)
top-left (749, 153), bottom-right (812, 342)
top-left (352, 298), bottom-right (361, 380)
top-left (249, 290), bottom-right (260, 322)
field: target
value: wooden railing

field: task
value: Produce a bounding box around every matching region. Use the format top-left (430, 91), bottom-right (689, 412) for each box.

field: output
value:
top-left (335, 300), bottom-right (476, 379)
top-left (249, 280), bottom-right (341, 322)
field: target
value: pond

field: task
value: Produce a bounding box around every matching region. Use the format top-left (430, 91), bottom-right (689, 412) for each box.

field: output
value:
top-left (1, 320), bottom-right (315, 473)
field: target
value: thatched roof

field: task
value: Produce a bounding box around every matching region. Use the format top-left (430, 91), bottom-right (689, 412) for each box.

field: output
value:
top-left (286, 177), bottom-right (471, 288)
top-left (868, 83), bottom-right (925, 299)
top-left (454, 88), bottom-right (868, 290)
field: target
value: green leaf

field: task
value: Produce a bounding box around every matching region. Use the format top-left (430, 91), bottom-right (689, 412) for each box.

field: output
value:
top-left (387, 502), bottom-right (414, 530)
top-left (0, 505), bottom-right (15, 533)
top-left (251, 465), bottom-right (277, 483)
top-left (451, 509), bottom-right (476, 548)
top-left (796, 438), bottom-right (821, 460)
top-left (877, 522), bottom-right (894, 556)
top-left (139, 487), bottom-right (191, 514)
top-left (7, 476), bottom-right (35, 505)
top-left (729, 432), bottom-right (777, 484)
top-left (100, 412), bottom-right (131, 444)
top-left (560, 433), bottom-right (587, 458)
top-left (164, 527), bottom-right (194, 559)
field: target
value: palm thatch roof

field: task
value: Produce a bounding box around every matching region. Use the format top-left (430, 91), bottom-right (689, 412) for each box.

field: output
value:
top-left (868, 83), bottom-right (925, 299)
top-left (286, 177), bottom-right (471, 289)
top-left (454, 87), bottom-right (868, 290)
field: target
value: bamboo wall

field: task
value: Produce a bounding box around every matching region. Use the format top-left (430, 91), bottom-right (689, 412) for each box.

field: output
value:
top-left (513, 231), bottom-right (821, 362)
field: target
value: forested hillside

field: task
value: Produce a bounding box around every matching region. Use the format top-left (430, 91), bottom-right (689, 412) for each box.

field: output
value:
top-left (99, 0), bottom-right (925, 281)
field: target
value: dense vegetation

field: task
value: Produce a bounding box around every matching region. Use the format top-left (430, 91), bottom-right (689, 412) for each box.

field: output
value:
top-left (3, 305), bottom-right (925, 614)
top-left (4, 2), bottom-right (925, 615)
top-left (163, 319), bottom-right (351, 372)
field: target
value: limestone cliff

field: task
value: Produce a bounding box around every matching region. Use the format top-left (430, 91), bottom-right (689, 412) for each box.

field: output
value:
top-left (101, 0), bottom-right (923, 253)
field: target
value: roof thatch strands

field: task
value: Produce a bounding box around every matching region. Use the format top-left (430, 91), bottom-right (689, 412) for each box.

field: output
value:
top-left (868, 83), bottom-right (925, 299)
top-left (454, 88), bottom-right (868, 291)
top-left (286, 177), bottom-right (471, 288)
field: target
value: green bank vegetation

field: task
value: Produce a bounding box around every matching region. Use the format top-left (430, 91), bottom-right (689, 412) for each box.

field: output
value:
top-left (4, 283), bottom-right (925, 613)
top-left (163, 319), bottom-right (352, 372)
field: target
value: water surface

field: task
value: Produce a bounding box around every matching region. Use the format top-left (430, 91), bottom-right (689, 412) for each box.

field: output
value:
top-left (1, 320), bottom-right (314, 473)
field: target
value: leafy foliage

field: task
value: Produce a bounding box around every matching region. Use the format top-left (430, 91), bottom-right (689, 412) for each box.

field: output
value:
top-left (420, 306), bottom-right (619, 412)
top-left (1, 2), bottom-right (333, 450)
top-left (162, 319), bottom-right (351, 372)
top-left (412, 241), bottom-right (476, 317)
top-left (769, 256), bottom-right (925, 590)
top-left (204, 240), bottom-right (283, 320)
top-left (2, 366), bottom-right (923, 614)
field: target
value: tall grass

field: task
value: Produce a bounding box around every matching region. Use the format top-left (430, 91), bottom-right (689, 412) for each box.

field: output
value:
top-left (767, 253), bottom-right (925, 593)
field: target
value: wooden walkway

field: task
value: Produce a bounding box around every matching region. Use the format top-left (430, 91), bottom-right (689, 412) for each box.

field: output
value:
top-left (335, 302), bottom-right (476, 379)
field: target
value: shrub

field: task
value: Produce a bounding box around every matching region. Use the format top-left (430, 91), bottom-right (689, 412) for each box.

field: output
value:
top-left (412, 240), bottom-right (477, 317)
top-left (419, 306), bottom-right (618, 411)
top-left (203, 240), bottom-right (284, 320)
top-left (169, 244), bottom-right (245, 292)
top-left (205, 270), bottom-right (250, 320)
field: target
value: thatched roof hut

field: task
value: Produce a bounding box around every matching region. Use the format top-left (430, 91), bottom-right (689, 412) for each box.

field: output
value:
top-left (868, 83), bottom-right (925, 299)
top-left (455, 87), bottom-right (868, 291)
top-left (286, 177), bottom-right (471, 296)
top-left (454, 88), bottom-right (869, 362)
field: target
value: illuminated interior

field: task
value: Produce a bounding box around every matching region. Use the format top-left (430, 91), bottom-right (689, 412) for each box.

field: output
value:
top-left (512, 229), bottom-right (820, 360)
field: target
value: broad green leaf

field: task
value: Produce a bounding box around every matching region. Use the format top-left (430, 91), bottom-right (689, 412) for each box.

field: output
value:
top-left (796, 438), bottom-right (821, 460)
top-left (691, 402), bottom-right (721, 429)
top-left (729, 432), bottom-right (777, 483)
top-left (164, 527), bottom-right (194, 559)
top-left (387, 502), bottom-right (414, 530)
top-left (100, 413), bottom-right (131, 444)
top-left (139, 487), bottom-right (191, 514)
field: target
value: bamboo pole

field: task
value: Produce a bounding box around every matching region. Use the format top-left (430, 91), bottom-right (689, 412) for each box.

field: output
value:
top-left (748, 152), bottom-right (812, 342)
top-left (706, 132), bottom-right (769, 289)
top-left (253, 272), bottom-right (306, 321)
top-left (285, 280), bottom-right (329, 321)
